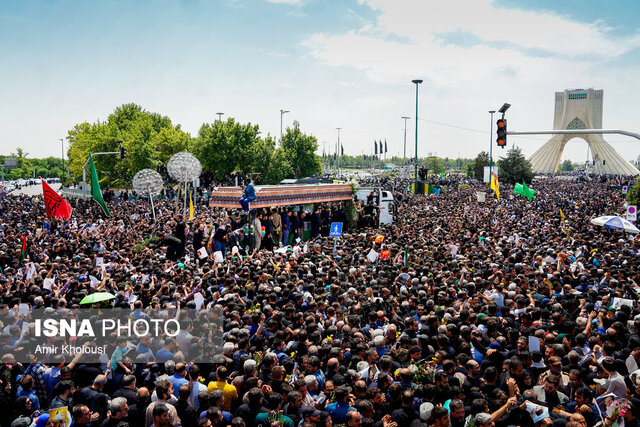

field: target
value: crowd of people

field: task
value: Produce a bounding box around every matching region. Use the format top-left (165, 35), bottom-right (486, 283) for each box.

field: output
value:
top-left (0, 173), bottom-right (640, 427)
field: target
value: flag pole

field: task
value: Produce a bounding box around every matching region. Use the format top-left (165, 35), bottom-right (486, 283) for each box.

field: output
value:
top-left (149, 188), bottom-right (156, 221)
top-left (184, 181), bottom-right (188, 219)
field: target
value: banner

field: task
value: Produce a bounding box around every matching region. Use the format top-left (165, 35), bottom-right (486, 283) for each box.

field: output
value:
top-left (42, 180), bottom-right (72, 219)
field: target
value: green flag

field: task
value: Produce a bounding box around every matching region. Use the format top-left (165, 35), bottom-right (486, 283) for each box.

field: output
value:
top-left (522, 180), bottom-right (536, 200)
top-left (514, 180), bottom-right (536, 200)
top-left (89, 155), bottom-right (111, 217)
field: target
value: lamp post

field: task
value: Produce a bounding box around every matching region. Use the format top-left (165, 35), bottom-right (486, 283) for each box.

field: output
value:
top-left (336, 127), bottom-right (342, 178)
top-left (216, 112), bottom-right (224, 122)
top-left (411, 80), bottom-right (423, 190)
top-left (489, 110), bottom-right (495, 179)
top-left (401, 116), bottom-right (410, 159)
top-left (280, 109), bottom-right (290, 142)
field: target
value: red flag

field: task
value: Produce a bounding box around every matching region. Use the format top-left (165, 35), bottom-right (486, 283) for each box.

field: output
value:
top-left (42, 179), bottom-right (73, 220)
top-left (20, 235), bottom-right (26, 261)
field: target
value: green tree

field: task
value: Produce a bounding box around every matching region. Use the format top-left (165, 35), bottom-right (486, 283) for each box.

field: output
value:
top-left (247, 135), bottom-right (293, 184)
top-left (281, 121), bottom-right (321, 178)
top-left (560, 159), bottom-right (574, 172)
top-left (191, 118), bottom-right (262, 180)
top-left (0, 151), bottom-right (68, 180)
top-left (628, 178), bottom-right (640, 205)
top-left (471, 151), bottom-right (490, 180)
top-left (66, 104), bottom-right (190, 186)
top-left (497, 147), bottom-right (534, 185)
top-left (422, 156), bottom-right (445, 175)
top-left (262, 147), bottom-right (294, 184)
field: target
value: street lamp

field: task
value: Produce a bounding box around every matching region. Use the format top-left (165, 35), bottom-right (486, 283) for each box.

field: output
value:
top-left (336, 127), bottom-right (342, 178)
top-left (411, 79), bottom-right (423, 191)
top-left (216, 112), bottom-right (224, 122)
top-left (280, 109), bottom-right (290, 142)
top-left (489, 110), bottom-right (495, 179)
top-left (401, 116), bottom-right (410, 159)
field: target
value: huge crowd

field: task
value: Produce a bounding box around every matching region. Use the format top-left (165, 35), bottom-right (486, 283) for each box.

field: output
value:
top-left (1, 174), bottom-right (640, 427)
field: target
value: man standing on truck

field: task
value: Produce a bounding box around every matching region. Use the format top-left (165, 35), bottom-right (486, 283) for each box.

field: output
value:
top-left (239, 178), bottom-right (256, 212)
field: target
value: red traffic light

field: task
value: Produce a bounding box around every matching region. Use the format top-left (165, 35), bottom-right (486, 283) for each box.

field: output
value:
top-left (496, 118), bottom-right (507, 147)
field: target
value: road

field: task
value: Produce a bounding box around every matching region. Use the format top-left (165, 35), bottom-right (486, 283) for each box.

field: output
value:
top-left (8, 182), bottom-right (62, 196)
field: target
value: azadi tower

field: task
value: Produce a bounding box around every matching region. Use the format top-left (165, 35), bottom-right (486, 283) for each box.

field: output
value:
top-left (529, 89), bottom-right (639, 175)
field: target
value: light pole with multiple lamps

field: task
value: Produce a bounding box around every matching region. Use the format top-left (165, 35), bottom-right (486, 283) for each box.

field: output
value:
top-left (411, 79), bottom-right (423, 191)
top-left (216, 112), bottom-right (224, 122)
top-left (280, 109), bottom-right (290, 142)
top-left (336, 127), bottom-right (342, 178)
top-left (401, 116), bottom-right (410, 159)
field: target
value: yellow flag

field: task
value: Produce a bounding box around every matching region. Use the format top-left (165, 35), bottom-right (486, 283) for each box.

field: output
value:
top-left (189, 196), bottom-right (194, 221)
top-left (490, 172), bottom-right (500, 202)
top-left (560, 208), bottom-right (565, 222)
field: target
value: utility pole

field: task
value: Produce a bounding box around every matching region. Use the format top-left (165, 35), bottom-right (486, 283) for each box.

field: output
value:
top-left (402, 117), bottom-right (410, 159)
top-left (489, 110), bottom-right (495, 179)
top-left (411, 79), bottom-right (423, 190)
top-left (336, 128), bottom-right (342, 178)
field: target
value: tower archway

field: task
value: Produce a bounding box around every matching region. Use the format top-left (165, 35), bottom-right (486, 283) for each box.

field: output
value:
top-left (528, 89), bottom-right (639, 175)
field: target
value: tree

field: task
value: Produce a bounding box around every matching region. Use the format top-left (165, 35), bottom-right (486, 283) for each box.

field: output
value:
top-left (471, 151), bottom-right (490, 180)
top-left (247, 136), bottom-right (293, 184)
top-left (281, 121), bottom-right (321, 178)
top-left (191, 118), bottom-right (262, 181)
top-left (628, 178), bottom-right (640, 205)
top-left (497, 147), bottom-right (534, 185)
top-left (422, 156), bottom-right (445, 175)
top-left (66, 103), bottom-right (190, 186)
top-left (560, 159), bottom-right (575, 172)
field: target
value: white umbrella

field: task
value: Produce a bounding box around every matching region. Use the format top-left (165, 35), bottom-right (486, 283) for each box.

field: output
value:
top-left (590, 215), bottom-right (640, 234)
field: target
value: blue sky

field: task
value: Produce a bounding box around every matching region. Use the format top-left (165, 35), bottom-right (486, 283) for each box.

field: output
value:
top-left (2, 0), bottom-right (640, 165)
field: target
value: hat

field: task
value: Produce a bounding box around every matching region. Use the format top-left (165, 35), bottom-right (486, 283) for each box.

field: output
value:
top-left (489, 341), bottom-right (501, 350)
top-left (420, 402), bottom-right (434, 420)
top-left (301, 406), bottom-right (321, 418)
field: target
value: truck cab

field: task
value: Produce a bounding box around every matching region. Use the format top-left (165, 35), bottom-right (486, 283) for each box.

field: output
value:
top-left (355, 188), bottom-right (396, 225)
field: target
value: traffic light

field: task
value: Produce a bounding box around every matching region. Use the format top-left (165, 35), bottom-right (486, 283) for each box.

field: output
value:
top-left (496, 118), bottom-right (507, 148)
top-left (120, 146), bottom-right (126, 160)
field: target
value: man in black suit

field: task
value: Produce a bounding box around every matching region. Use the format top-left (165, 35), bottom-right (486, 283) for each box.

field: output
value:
top-left (126, 387), bottom-right (151, 427)
top-left (75, 374), bottom-right (110, 423)
top-left (112, 375), bottom-right (137, 406)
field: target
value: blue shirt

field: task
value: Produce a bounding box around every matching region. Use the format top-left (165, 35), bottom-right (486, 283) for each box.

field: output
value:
top-left (110, 345), bottom-right (127, 371)
top-left (171, 374), bottom-right (189, 398)
top-left (155, 349), bottom-right (174, 363)
top-left (243, 183), bottom-right (256, 200)
top-left (312, 369), bottom-right (325, 394)
top-left (43, 367), bottom-right (61, 395)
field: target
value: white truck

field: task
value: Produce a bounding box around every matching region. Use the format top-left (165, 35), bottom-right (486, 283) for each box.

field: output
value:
top-left (355, 188), bottom-right (396, 224)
